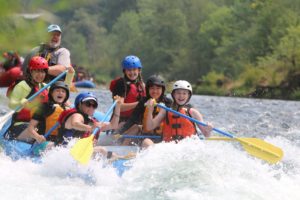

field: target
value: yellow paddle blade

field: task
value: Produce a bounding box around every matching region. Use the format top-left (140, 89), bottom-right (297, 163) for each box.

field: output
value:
top-left (237, 138), bottom-right (283, 164)
top-left (70, 135), bottom-right (94, 164)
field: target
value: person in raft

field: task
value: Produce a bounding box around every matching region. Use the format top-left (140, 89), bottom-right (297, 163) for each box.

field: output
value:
top-left (18, 81), bottom-right (70, 155)
top-left (5, 56), bottom-right (49, 140)
top-left (109, 55), bottom-right (146, 128)
top-left (56, 92), bottom-right (131, 160)
top-left (114, 75), bottom-right (172, 146)
top-left (22, 24), bottom-right (72, 81)
top-left (144, 80), bottom-right (213, 147)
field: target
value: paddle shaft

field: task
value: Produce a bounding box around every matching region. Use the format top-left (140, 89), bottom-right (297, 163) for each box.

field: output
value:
top-left (93, 101), bottom-right (117, 136)
top-left (121, 135), bottom-right (161, 139)
top-left (120, 134), bottom-right (239, 141)
top-left (157, 104), bottom-right (234, 138)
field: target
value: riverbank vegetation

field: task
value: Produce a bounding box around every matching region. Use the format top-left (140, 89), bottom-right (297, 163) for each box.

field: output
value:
top-left (1, 0), bottom-right (300, 100)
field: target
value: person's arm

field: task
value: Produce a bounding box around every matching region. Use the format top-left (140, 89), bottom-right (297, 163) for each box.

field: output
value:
top-left (48, 48), bottom-right (71, 76)
top-left (8, 81), bottom-right (31, 109)
top-left (190, 108), bottom-right (212, 137)
top-left (117, 100), bottom-right (145, 134)
top-left (145, 99), bottom-right (166, 130)
top-left (66, 113), bottom-right (93, 132)
top-left (47, 65), bottom-right (68, 76)
top-left (26, 119), bottom-right (46, 143)
top-left (99, 96), bottom-right (124, 131)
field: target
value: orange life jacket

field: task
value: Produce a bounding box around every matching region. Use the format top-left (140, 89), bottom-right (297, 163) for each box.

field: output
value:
top-left (142, 105), bottom-right (163, 134)
top-left (44, 104), bottom-right (64, 136)
top-left (162, 106), bottom-right (196, 142)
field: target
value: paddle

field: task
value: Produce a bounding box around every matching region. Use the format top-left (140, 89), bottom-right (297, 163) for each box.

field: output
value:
top-left (118, 135), bottom-right (161, 139)
top-left (70, 101), bottom-right (117, 164)
top-left (30, 122), bottom-right (60, 155)
top-left (156, 103), bottom-right (283, 164)
top-left (119, 135), bottom-right (240, 140)
top-left (0, 70), bottom-right (68, 130)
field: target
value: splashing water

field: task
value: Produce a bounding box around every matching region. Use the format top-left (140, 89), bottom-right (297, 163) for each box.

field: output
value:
top-left (0, 89), bottom-right (299, 200)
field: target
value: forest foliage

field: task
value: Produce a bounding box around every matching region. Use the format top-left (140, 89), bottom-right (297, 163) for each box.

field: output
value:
top-left (1, 0), bottom-right (300, 99)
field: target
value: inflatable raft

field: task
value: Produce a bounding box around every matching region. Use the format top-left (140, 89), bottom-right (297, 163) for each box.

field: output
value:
top-left (0, 67), bottom-right (22, 87)
top-left (74, 80), bottom-right (96, 88)
top-left (0, 111), bottom-right (136, 177)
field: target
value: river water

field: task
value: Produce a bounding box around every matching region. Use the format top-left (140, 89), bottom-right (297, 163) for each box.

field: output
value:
top-left (0, 88), bottom-right (299, 200)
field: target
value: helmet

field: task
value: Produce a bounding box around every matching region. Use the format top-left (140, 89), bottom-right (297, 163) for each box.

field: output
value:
top-left (49, 81), bottom-right (69, 103)
top-left (146, 75), bottom-right (166, 99)
top-left (172, 80), bottom-right (192, 93)
top-left (146, 75), bottom-right (165, 88)
top-left (47, 24), bottom-right (62, 33)
top-left (122, 55), bottom-right (142, 69)
top-left (29, 56), bottom-right (48, 71)
top-left (74, 92), bottom-right (98, 109)
top-left (171, 80), bottom-right (192, 104)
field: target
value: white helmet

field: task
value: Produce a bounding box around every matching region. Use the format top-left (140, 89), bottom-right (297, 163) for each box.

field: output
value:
top-left (172, 80), bottom-right (192, 93)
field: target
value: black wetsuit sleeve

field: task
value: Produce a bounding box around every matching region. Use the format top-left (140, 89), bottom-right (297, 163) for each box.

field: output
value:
top-left (112, 78), bottom-right (126, 97)
top-left (118, 99), bottom-right (146, 134)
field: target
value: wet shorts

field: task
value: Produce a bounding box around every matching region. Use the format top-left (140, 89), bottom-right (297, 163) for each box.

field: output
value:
top-left (4, 123), bottom-right (29, 140)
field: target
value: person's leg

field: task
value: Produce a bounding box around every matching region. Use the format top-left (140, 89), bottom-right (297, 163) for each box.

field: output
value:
top-left (93, 146), bottom-right (136, 161)
top-left (121, 124), bottom-right (141, 146)
top-left (14, 124), bottom-right (34, 143)
top-left (141, 138), bottom-right (155, 149)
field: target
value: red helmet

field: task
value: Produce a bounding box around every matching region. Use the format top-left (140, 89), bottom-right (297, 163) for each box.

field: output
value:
top-left (29, 56), bottom-right (48, 70)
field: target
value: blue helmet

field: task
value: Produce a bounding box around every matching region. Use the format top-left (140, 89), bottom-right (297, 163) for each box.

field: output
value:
top-left (122, 55), bottom-right (142, 69)
top-left (74, 92), bottom-right (98, 109)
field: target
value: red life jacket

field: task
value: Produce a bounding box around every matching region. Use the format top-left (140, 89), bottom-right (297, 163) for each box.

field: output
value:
top-left (110, 77), bottom-right (145, 118)
top-left (58, 108), bottom-right (100, 141)
top-left (14, 82), bottom-right (49, 122)
top-left (162, 106), bottom-right (196, 142)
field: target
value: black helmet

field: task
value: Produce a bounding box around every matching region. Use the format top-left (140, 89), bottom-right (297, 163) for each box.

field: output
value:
top-left (49, 81), bottom-right (70, 103)
top-left (146, 75), bottom-right (166, 98)
top-left (146, 75), bottom-right (165, 87)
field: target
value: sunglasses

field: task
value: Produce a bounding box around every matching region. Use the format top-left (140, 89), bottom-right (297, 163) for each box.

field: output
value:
top-left (83, 101), bottom-right (98, 108)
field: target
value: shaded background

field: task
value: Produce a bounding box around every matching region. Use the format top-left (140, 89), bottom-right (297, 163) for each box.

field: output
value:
top-left (1, 0), bottom-right (300, 99)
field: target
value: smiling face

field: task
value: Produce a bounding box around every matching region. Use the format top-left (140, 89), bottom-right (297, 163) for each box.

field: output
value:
top-left (124, 68), bottom-right (140, 81)
top-left (51, 88), bottom-right (67, 104)
top-left (173, 89), bottom-right (190, 106)
top-left (148, 85), bottom-right (163, 100)
top-left (30, 69), bottom-right (46, 83)
top-left (48, 31), bottom-right (61, 48)
top-left (80, 100), bottom-right (98, 116)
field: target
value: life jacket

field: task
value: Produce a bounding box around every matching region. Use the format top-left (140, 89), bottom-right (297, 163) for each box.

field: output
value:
top-left (162, 105), bottom-right (197, 142)
top-left (13, 81), bottom-right (49, 122)
top-left (44, 104), bottom-right (65, 136)
top-left (37, 44), bottom-right (63, 80)
top-left (110, 77), bottom-right (145, 118)
top-left (57, 108), bottom-right (99, 144)
top-left (37, 44), bottom-right (61, 66)
top-left (142, 105), bottom-right (163, 135)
